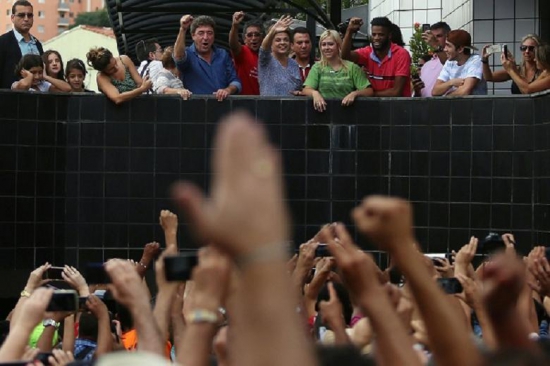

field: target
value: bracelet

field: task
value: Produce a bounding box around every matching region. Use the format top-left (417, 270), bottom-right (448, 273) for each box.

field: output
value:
top-left (138, 261), bottom-right (147, 269)
top-left (20, 289), bottom-right (31, 298)
top-left (234, 241), bottom-right (291, 270)
top-left (187, 309), bottom-right (219, 325)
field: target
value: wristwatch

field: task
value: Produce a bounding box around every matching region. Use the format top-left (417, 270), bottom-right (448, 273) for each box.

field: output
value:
top-left (20, 289), bottom-right (31, 298)
top-left (42, 319), bottom-right (59, 329)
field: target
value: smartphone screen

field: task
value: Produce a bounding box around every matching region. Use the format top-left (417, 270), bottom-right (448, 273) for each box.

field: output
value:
top-left (315, 244), bottom-right (331, 257)
top-left (503, 44), bottom-right (508, 57)
top-left (437, 278), bottom-right (463, 294)
top-left (164, 254), bottom-right (199, 281)
top-left (422, 23), bottom-right (430, 32)
top-left (46, 290), bottom-right (78, 312)
top-left (45, 266), bottom-right (65, 280)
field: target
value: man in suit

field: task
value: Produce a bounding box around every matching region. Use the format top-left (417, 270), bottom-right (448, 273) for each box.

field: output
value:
top-left (0, 0), bottom-right (43, 89)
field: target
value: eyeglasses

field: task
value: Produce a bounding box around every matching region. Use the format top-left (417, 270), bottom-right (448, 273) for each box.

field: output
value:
top-left (15, 12), bottom-right (33, 18)
top-left (245, 32), bottom-right (262, 38)
top-left (520, 45), bottom-right (536, 52)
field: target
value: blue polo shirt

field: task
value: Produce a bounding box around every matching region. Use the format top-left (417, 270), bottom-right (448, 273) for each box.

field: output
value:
top-left (175, 43), bottom-right (241, 95)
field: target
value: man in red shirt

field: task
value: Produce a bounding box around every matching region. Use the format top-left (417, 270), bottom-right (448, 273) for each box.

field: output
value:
top-left (229, 11), bottom-right (264, 95)
top-left (342, 17), bottom-right (411, 97)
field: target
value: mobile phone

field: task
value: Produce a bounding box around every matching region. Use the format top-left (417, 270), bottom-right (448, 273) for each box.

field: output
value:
top-left (437, 278), bottom-right (463, 294)
top-left (45, 266), bottom-right (65, 280)
top-left (164, 254), bottom-right (199, 281)
top-left (315, 244), bottom-right (331, 257)
top-left (46, 289), bottom-right (78, 312)
top-left (503, 44), bottom-right (508, 57)
top-left (478, 233), bottom-right (506, 254)
top-left (486, 44), bottom-right (502, 55)
top-left (84, 263), bottom-right (111, 284)
top-left (35, 352), bottom-right (53, 365)
top-left (422, 23), bottom-right (430, 32)
top-left (78, 296), bottom-right (89, 311)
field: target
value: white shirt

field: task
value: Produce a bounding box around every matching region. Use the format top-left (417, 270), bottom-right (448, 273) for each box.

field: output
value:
top-left (137, 60), bottom-right (163, 82)
top-left (438, 54), bottom-right (487, 95)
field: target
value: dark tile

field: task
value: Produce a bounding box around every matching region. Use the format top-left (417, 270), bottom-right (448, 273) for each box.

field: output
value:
top-left (451, 99), bottom-right (472, 125)
top-left (265, 124), bottom-right (281, 146)
top-left (78, 223), bottom-right (104, 247)
top-left (306, 201), bottom-right (331, 225)
top-left (391, 126), bottom-right (410, 150)
top-left (18, 121), bottom-right (36, 145)
top-left (156, 124), bottom-right (181, 148)
top-left (332, 151), bottom-right (356, 175)
top-left (128, 199), bottom-right (154, 223)
top-left (105, 174), bottom-right (128, 198)
top-left (67, 97), bottom-right (80, 121)
top-left (130, 149), bottom-right (154, 172)
top-left (0, 92), bottom-right (18, 119)
top-left (331, 100), bottom-right (357, 125)
top-left (128, 224), bottom-right (155, 249)
top-left (0, 248), bottom-right (15, 270)
top-left (130, 123), bottom-right (154, 147)
top-left (282, 150), bottom-right (305, 175)
top-left (412, 201), bottom-right (429, 227)
top-left (16, 146), bottom-right (35, 171)
top-left (181, 124), bottom-right (206, 148)
top-left (0, 197), bottom-right (15, 222)
top-left (430, 126), bottom-right (450, 151)
top-left (430, 203), bottom-right (449, 227)
top-left (281, 126), bottom-right (306, 149)
top-left (80, 148), bottom-right (104, 172)
top-left (471, 178), bottom-right (492, 203)
top-left (307, 176), bottom-right (329, 199)
top-left (56, 123), bottom-right (66, 146)
top-left (67, 123), bottom-right (80, 146)
top-left (281, 99), bottom-right (311, 125)
top-left (391, 151), bottom-right (409, 176)
top-left (0, 172), bottom-right (16, 196)
top-left (332, 201), bottom-right (355, 225)
top-left (389, 176), bottom-right (410, 199)
top-left (514, 125), bottom-right (533, 151)
top-left (36, 122), bottom-right (56, 146)
top-left (514, 99), bottom-right (534, 125)
top-left (472, 152), bottom-right (492, 177)
top-left (493, 126), bottom-right (513, 151)
top-left (391, 100), bottom-right (412, 125)
top-left (411, 126), bottom-right (429, 151)
top-left (104, 224), bottom-right (129, 247)
top-left (410, 152), bottom-right (429, 176)
top-left (451, 126), bottom-right (472, 151)
top-left (513, 179), bottom-right (532, 204)
top-left (307, 125), bottom-right (330, 149)
top-left (332, 176), bottom-right (356, 200)
top-left (16, 223), bottom-right (35, 247)
top-left (470, 204), bottom-right (491, 229)
top-left (430, 152), bottom-right (450, 176)
top-left (81, 97), bottom-right (105, 121)
top-left (37, 95), bottom-right (57, 121)
top-left (357, 151), bottom-right (380, 176)
top-left (257, 99), bottom-right (281, 124)
top-left (155, 149), bottom-right (180, 174)
top-left (36, 147), bottom-right (56, 171)
top-left (78, 198), bottom-right (103, 224)
top-left (65, 174), bottom-right (78, 197)
top-left (181, 99), bottom-right (206, 123)
top-left (80, 123), bottom-right (105, 147)
top-left (513, 152), bottom-right (532, 178)
top-left (511, 205), bottom-right (532, 230)
top-left (472, 126), bottom-right (493, 151)
top-left (105, 148), bottom-right (129, 172)
top-left (180, 149), bottom-right (206, 174)
top-left (491, 204), bottom-right (511, 230)
top-left (128, 174), bottom-right (154, 198)
top-left (472, 99), bottom-right (492, 125)
top-left (205, 98), bottom-right (231, 123)
top-left (410, 177), bottom-right (429, 201)
top-left (428, 100), bottom-right (451, 125)
top-left (357, 126), bottom-right (380, 150)
top-left (331, 125), bottom-right (356, 149)
top-left (104, 198), bottom-right (128, 223)
top-left (16, 171), bottom-right (35, 196)
top-left (493, 98), bottom-right (514, 125)
top-left (307, 151), bottom-right (330, 174)
top-left (306, 102), bottom-right (331, 125)
top-left (427, 229), bottom-right (449, 253)
top-left (0, 120), bottom-right (17, 145)
top-left (55, 147), bottom-right (66, 171)
top-left (380, 126), bottom-right (390, 150)
top-left (449, 203), bottom-right (470, 228)
top-left (35, 172), bottom-right (55, 197)
top-left (105, 101), bottom-right (130, 122)
top-left (65, 198), bottom-right (78, 223)
top-left (156, 97), bottom-right (181, 123)
top-left (18, 94), bottom-right (38, 120)
top-left (79, 173), bottom-right (104, 198)
top-left (355, 100), bottom-right (380, 125)
top-left (492, 179), bottom-right (512, 203)
top-left (493, 152), bottom-right (513, 177)
top-left (288, 200), bottom-right (306, 225)
top-left (105, 123), bottom-right (129, 147)
top-left (451, 152), bottom-right (471, 177)
top-left (231, 98), bottom-right (256, 116)
top-left (78, 249), bottom-right (104, 265)
top-left (285, 176), bottom-right (306, 200)
top-left (429, 177), bottom-right (449, 201)
top-left (130, 97), bottom-right (155, 122)
top-left (35, 223), bottom-right (54, 247)
top-left (15, 248), bottom-right (34, 269)
top-left (155, 174), bottom-right (180, 198)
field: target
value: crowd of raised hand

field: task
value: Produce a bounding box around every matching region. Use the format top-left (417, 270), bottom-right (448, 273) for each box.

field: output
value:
top-left (0, 111), bottom-right (548, 366)
top-left (4, 1), bottom-right (550, 111)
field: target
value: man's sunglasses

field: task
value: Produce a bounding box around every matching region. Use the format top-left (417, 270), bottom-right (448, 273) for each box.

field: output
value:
top-left (15, 12), bottom-right (33, 18)
top-left (245, 32), bottom-right (262, 38)
top-left (520, 45), bottom-right (536, 52)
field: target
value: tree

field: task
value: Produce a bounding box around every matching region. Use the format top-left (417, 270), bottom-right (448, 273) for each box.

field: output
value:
top-left (70, 8), bottom-right (110, 29)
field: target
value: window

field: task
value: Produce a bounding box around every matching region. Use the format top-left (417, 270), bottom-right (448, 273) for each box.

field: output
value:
top-left (39, 0), bottom-right (45, 3)
top-left (37, 25), bottom-right (44, 33)
top-left (38, 10), bottom-right (44, 18)
top-left (69, 12), bottom-right (74, 18)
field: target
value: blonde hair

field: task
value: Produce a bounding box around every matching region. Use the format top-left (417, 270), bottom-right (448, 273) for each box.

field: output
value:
top-left (519, 34), bottom-right (542, 77)
top-left (318, 30), bottom-right (347, 70)
top-left (536, 44), bottom-right (550, 71)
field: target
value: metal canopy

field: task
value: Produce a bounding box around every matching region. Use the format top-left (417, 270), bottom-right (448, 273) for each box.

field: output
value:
top-left (105, 0), bottom-right (336, 62)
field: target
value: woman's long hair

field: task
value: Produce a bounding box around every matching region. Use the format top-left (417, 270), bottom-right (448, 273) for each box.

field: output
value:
top-left (42, 50), bottom-right (65, 80)
top-left (519, 34), bottom-right (542, 78)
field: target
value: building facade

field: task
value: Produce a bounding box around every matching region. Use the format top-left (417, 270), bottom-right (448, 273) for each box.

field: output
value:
top-left (1, 0), bottom-right (104, 42)
top-left (369, 0), bottom-right (545, 94)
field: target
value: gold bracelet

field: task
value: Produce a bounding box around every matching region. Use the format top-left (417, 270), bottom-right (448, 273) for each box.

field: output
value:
top-left (186, 309), bottom-right (219, 325)
top-left (20, 289), bottom-right (31, 298)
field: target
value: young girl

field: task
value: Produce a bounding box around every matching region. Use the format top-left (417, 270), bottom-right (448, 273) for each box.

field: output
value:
top-left (11, 54), bottom-right (69, 92)
top-left (42, 50), bottom-right (71, 91)
top-left (65, 58), bottom-right (94, 93)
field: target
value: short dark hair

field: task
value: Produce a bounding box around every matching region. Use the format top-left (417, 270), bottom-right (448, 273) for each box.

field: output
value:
top-left (291, 27), bottom-right (312, 42)
top-left (78, 313), bottom-right (98, 341)
top-left (14, 54), bottom-right (42, 78)
top-left (370, 17), bottom-right (393, 32)
top-left (190, 15), bottom-right (216, 34)
top-left (242, 19), bottom-right (264, 40)
top-left (12, 0), bottom-right (32, 14)
top-left (135, 38), bottom-right (158, 62)
top-left (430, 21), bottom-right (451, 34)
top-left (65, 58), bottom-right (87, 78)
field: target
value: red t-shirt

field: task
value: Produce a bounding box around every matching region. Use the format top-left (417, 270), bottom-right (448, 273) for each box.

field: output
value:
top-left (355, 43), bottom-right (412, 97)
top-left (232, 45), bottom-right (259, 95)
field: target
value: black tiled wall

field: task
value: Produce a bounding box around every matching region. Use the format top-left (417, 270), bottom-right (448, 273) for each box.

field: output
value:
top-left (1, 91), bottom-right (550, 282)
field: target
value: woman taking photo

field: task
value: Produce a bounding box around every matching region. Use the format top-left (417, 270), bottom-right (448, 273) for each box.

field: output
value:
top-left (258, 15), bottom-right (302, 96)
top-left (86, 47), bottom-right (152, 104)
top-left (302, 30), bottom-right (373, 112)
top-left (482, 34), bottom-right (541, 94)
top-left (501, 44), bottom-right (550, 94)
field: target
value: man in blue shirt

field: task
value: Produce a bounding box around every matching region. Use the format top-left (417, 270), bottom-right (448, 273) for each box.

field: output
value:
top-left (174, 15), bottom-right (241, 101)
top-left (0, 0), bottom-right (43, 89)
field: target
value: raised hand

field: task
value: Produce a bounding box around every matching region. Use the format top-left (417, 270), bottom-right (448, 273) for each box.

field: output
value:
top-left (25, 263), bottom-right (52, 293)
top-left (48, 349), bottom-right (74, 366)
top-left (159, 210), bottom-right (179, 247)
top-left (105, 260), bottom-right (147, 311)
top-left (273, 15), bottom-right (293, 32)
top-left (86, 294), bottom-right (108, 318)
top-left (191, 247), bottom-right (232, 313)
top-left (347, 17), bottom-right (363, 33)
top-left (453, 236), bottom-right (477, 278)
top-left (433, 257), bottom-right (454, 278)
top-left (232, 11), bottom-right (245, 25)
top-left (62, 266), bottom-right (89, 296)
top-left (180, 15), bottom-right (193, 31)
top-left (173, 111), bottom-right (289, 259)
top-left (318, 282), bottom-right (347, 343)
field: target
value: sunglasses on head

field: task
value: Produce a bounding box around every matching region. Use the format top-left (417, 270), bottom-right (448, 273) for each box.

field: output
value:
top-left (15, 12), bottom-right (33, 18)
top-left (520, 45), bottom-right (536, 52)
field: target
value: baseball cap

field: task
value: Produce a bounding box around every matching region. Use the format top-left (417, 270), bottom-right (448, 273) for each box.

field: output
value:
top-left (447, 29), bottom-right (478, 51)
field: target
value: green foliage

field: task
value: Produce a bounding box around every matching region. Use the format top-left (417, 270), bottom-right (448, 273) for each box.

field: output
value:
top-left (409, 22), bottom-right (434, 64)
top-left (70, 8), bottom-right (110, 29)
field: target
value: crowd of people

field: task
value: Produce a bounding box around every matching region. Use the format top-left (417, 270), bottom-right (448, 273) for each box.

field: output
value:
top-left (0, 111), bottom-right (549, 366)
top-left (1, 1), bottom-right (550, 110)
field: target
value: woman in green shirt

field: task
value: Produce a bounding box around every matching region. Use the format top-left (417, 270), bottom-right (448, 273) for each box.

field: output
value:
top-left (302, 30), bottom-right (373, 112)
